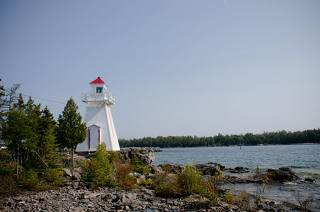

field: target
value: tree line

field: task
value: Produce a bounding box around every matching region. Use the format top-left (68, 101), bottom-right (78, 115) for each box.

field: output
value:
top-left (0, 79), bottom-right (86, 193)
top-left (119, 129), bottom-right (320, 148)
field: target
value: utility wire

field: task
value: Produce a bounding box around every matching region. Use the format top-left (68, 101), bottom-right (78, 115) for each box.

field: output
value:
top-left (21, 94), bottom-right (87, 108)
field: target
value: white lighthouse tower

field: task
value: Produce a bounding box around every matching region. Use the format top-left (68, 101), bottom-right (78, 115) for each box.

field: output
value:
top-left (76, 77), bottom-right (120, 152)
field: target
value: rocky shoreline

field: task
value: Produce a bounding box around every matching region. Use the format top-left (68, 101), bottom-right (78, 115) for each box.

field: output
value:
top-left (1, 148), bottom-right (317, 211)
top-left (1, 184), bottom-right (293, 212)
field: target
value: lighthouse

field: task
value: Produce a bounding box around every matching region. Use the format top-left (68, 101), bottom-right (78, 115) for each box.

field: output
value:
top-left (76, 77), bottom-right (120, 152)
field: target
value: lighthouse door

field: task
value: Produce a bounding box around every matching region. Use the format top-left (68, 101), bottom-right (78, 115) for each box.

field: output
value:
top-left (88, 125), bottom-right (101, 149)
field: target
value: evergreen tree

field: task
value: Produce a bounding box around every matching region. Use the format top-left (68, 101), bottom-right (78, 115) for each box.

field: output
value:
top-left (39, 106), bottom-right (59, 168)
top-left (56, 97), bottom-right (86, 168)
top-left (23, 102), bottom-right (58, 169)
top-left (2, 110), bottom-right (31, 177)
top-left (22, 97), bottom-right (42, 155)
top-left (2, 94), bottom-right (60, 175)
top-left (39, 106), bottom-right (57, 153)
top-left (13, 93), bottom-right (26, 112)
top-left (0, 79), bottom-right (6, 123)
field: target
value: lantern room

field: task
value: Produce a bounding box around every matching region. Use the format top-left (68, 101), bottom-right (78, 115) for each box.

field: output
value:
top-left (81, 77), bottom-right (115, 105)
top-left (89, 77), bottom-right (107, 94)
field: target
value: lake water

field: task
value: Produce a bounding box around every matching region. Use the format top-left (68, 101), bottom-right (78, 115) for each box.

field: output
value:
top-left (154, 144), bottom-right (320, 210)
top-left (154, 144), bottom-right (320, 170)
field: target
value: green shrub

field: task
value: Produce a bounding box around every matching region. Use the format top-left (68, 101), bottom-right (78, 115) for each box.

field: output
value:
top-left (44, 150), bottom-right (61, 168)
top-left (0, 175), bottom-right (19, 195)
top-left (202, 166), bottom-right (223, 205)
top-left (114, 157), bottom-right (137, 190)
top-left (81, 143), bottom-right (114, 189)
top-left (0, 162), bottom-right (15, 176)
top-left (139, 178), bottom-right (153, 187)
top-left (108, 151), bottom-right (119, 162)
top-left (153, 163), bottom-right (221, 198)
top-left (44, 168), bottom-right (63, 187)
top-left (153, 171), bottom-right (179, 198)
top-left (20, 169), bottom-right (41, 190)
top-left (203, 178), bottom-right (219, 205)
top-left (177, 163), bottom-right (204, 196)
top-left (0, 149), bottom-right (12, 162)
top-left (0, 150), bottom-right (16, 178)
top-left (224, 188), bottom-right (236, 204)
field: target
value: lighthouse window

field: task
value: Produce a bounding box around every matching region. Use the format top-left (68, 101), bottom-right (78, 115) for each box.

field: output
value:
top-left (96, 87), bottom-right (103, 93)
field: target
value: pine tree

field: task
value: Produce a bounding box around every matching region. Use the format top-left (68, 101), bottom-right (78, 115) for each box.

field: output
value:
top-left (22, 97), bottom-right (42, 154)
top-left (39, 106), bottom-right (57, 154)
top-left (0, 79), bottom-right (6, 123)
top-left (2, 110), bottom-right (31, 177)
top-left (56, 97), bottom-right (86, 168)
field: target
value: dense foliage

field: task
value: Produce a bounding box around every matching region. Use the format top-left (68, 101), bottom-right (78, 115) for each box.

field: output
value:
top-left (81, 143), bottom-right (137, 190)
top-left (56, 97), bottom-right (87, 168)
top-left (119, 129), bottom-right (320, 148)
top-left (0, 80), bottom-right (86, 194)
top-left (81, 143), bottom-right (114, 189)
top-left (0, 92), bottom-right (62, 193)
top-left (153, 162), bottom-right (222, 204)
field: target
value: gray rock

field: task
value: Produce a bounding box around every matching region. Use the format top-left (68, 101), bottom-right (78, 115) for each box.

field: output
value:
top-left (72, 181), bottom-right (80, 188)
top-left (196, 163), bottom-right (224, 176)
top-left (231, 166), bottom-right (250, 173)
top-left (68, 189), bottom-right (75, 196)
top-left (120, 193), bottom-right (136, 204)
top-left (305, 177), bottom-right (315, 182)
top-left (69, 207), bottom-right (84, 212)
top-left (81, 192), bottom-right (101, 199)
top-left (118, 147), bottom-right (161, 165)
top-left (0, 176), bottom-right (296, 212)
top-left (149, 164), bottom-right (162, 173)
top-left (267, 167), bottom-right (300, 182)
top-left (72, 168), bottom-right (82, 181)
top-left (62, 168), bottom-right (72, 178)
top-left (141, 188), bottom-right (154, 196)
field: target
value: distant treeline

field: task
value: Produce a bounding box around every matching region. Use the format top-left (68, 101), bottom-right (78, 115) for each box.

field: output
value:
top-left (119, 129), bottom-right (320, 148)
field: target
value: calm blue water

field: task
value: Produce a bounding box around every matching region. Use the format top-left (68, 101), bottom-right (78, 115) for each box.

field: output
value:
top-left (155, 144), bottom-right (320, 171)
top-left (155, 144), bottom-right (320, 210)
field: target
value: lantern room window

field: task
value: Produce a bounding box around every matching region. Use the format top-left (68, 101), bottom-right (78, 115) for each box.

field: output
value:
top-left (96, 87), bottom-right (103, 93)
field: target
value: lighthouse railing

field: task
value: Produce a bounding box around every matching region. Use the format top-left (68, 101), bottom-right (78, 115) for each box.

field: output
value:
top-left (81, 93), bottom-right (115, 104)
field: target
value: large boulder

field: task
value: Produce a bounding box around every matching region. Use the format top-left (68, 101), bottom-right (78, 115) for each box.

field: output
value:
top-left (195, 162), bottom-right (225, 176)
top-left (72, 167), bottom-right (83, 181)
top-left (149, 164), bottom-right (162, 174)
top-left (118, 148), bottom-right (161, 165)
top-left (230, 166), bottom-right (250, 173)
top-left (183, 194), bottom-right (212, 210)
top-left (62, 168), bottom-right (72, 178)
top-left (267, 167), bottom-right (300, 182)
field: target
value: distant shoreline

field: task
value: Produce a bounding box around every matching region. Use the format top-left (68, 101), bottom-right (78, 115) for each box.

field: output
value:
top-left (119, 129), bottom-right (320, 148)
top-left (125, 143), bottom-right (320, 149)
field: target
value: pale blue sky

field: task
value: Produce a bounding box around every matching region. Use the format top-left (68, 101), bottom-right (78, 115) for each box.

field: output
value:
top-left (1, 0), bottom-right (319, 139)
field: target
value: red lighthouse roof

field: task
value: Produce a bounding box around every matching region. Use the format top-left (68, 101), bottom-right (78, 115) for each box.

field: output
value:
top-left (90, 77), bottom-right (105, 84)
